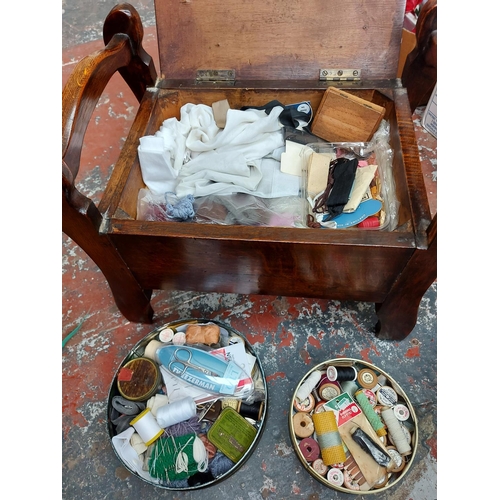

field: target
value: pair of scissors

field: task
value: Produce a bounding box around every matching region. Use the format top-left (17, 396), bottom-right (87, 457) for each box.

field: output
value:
top-left (168, 347), bottom-right (220, 377)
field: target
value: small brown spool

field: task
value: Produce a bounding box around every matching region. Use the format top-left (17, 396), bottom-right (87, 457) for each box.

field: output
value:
top-left (357, 368), bottom-right (378, 389)
top-left (293, 412), bottom-right (315, 438)
top-left (117, 357), bottom-right (162, 402)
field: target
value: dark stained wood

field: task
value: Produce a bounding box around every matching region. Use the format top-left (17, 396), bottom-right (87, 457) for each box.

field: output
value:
top-left (401, 0), bottom-right (437, 111)
top-left (62, 5), bottom-right (156, 323)
top-left (155, 0), bottom-right (405, 81)
top-left (62, 2), bottom-right (437, 340)
top-left (375, 215), bottom-right (437, 340)
top-left (110, 231), bottom-right (415, 303)
top-left (103, 3), bottom-right (158, 102)
top-left (62, 178), bottom-right (154, 323)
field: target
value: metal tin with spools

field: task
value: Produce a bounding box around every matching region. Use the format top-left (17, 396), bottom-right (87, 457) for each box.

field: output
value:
top-left (107, 318), bottom-right (268, 491)
top-left (289, 358), bottom-right (418, 494)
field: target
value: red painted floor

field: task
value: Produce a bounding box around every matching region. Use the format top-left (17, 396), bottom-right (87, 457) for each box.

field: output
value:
top-left (62, 5), bottom-right (437, 499)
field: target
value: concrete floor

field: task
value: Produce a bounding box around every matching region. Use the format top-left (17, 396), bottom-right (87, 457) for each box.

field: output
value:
top-left (62, 3), bottom-right (437, 499)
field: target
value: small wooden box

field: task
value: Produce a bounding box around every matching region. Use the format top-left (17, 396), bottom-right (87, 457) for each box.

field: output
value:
top-left (310, 87), bottom-right (385, 142)
top-left (62, 0), bottom-right (436, 341)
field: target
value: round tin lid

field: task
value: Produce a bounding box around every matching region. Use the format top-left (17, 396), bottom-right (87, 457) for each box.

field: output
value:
top-left (289, 359), bottom-right (418, 494)
top-left (108, 318), bottom-right (268, 491)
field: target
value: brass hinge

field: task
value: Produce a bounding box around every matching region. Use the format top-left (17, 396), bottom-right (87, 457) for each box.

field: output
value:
top-left (319, 69), bottom-right (361, 81)
top-left (196, 69), bottom-right (236, 83)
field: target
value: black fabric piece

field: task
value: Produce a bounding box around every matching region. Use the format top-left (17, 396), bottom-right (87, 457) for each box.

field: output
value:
top-left (351, 427), bottom-right (392, 467)
top-left (282, 126), bottom-right (328, 146)
top-left (187, 470), bottom-right (215, 486)
top-left (241, 100), bottom-right (312, 131)
top-left (241, 100), bottom-right (284, 114)
top-left (325, 157), bottom-right (358, 219)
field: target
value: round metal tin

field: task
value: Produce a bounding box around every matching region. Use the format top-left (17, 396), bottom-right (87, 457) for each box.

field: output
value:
top-left (108, 318), bottom-right (268, 490)
top-left (289, 358), bottom-right (417, 494)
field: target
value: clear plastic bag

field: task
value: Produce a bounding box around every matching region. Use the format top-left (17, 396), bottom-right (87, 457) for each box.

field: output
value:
top-left (194, 193), bottom-right (308, 227)
top-left (156, 344), bottom-right (254, 399)
top-left (302, 119), bottom-right (399, 231)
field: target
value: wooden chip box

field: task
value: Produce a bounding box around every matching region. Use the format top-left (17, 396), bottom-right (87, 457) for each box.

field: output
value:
top-left (62, 0), bottom-right (437, 341)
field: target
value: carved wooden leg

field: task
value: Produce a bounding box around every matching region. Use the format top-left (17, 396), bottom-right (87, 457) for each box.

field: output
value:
top-left (375, 217), bottom-right (437, 340)
top-left (63, 188), bottom-right (154, 323)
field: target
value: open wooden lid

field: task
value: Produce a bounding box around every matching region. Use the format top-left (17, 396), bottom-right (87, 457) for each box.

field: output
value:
top-left (154, 0), bottom-right (406, 82)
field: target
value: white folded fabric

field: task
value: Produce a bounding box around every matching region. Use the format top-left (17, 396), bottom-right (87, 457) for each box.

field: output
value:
top-left (137, 116), bottom-right (191, 195)
top-left (138, 103), bottom-right (296, 198)
top-left (176, 157), bottom-right (300, 198)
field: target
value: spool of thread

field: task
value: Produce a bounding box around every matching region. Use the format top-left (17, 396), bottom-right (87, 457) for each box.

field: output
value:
top-left (340, 380), bottom-right (359, 398)
top-left (311, 411), bottom-right (346, 465)
top-left (222, 399), bottom-right (264, 421)
top-left (312, 458), bottom-right (328, 476)
top-left (314, 401), bottom-right (327, 413)
top-left (361, 389), bottom-right (377, 407)
top-left (357, 368), bottom-right (378, 389)
top-left (296, 370), bottom-right (322, 402)
top-left (156, 397), bottom-right (197, 429)
top-left (354, 390), bottom-right (387, 437)
top-left (158, 327), bottom-right (175, 343)
top-left (327, 366), bottom-right (357, 382)
top-left (130, 408), bottom-right (164, 446)
top-left (293, 393), bottom-right (315, 413)
top-left (299, 437), bottom-right (321, 462)
top-left (393, 404), bottom-right (410, 421)
top-left (239, 401), bottom-right (264, 421)
top-left (318, 382), bottom-right (342, 401)
top-left (373, 471), bottom-right (389, 489)
top-left (293, 412), bottom-right (315, 438)
top-left (327, 467), bottom-right (344, 486)
top-left (381, 408), bottom-right (412, 456)
top-left (377, 386), bottom-right (398, 406)
top-left (386, 446), bottom-right (405, 473)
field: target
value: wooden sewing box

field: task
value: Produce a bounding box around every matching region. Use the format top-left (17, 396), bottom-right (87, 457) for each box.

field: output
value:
top-left (62, 0), bottom-right (437, 341)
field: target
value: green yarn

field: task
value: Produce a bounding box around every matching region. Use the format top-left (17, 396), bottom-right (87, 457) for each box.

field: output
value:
top-left (148, 433), bottom-right (199, 482)
top-left (355, 391), bottom-right (385, 433)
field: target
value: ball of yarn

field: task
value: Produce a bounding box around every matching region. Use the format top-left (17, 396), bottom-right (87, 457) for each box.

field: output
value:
top-left (209, 451), bottom-right (235, 477)
top-left (165, 193), bottom-right (195, 221)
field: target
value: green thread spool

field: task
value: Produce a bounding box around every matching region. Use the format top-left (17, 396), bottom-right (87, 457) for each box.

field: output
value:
top-left (355, 390), bottom-right (387, 437)
top-left (311, 411), bottom-right (346, 465)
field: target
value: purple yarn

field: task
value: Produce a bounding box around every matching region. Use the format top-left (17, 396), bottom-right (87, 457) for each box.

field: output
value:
top-left (163, 416), bottom-right (201, 438)
top-left (209, 451), bottom-right (235, 477)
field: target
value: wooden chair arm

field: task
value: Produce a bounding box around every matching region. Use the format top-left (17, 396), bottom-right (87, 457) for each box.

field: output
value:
top-left (62, 3), bottom-right (157, 212)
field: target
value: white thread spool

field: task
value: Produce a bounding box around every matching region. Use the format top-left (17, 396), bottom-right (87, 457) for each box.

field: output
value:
top-left (130, 408), bottom-right (164, 446)
top-left (381, 408), bottom-right (412, 456)
top-left (296, 370), bottom-right (322, 402)
top-left (158, 327), bottom-right (175, 343)
top-left (156, 397), bottom-right (197, 428)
